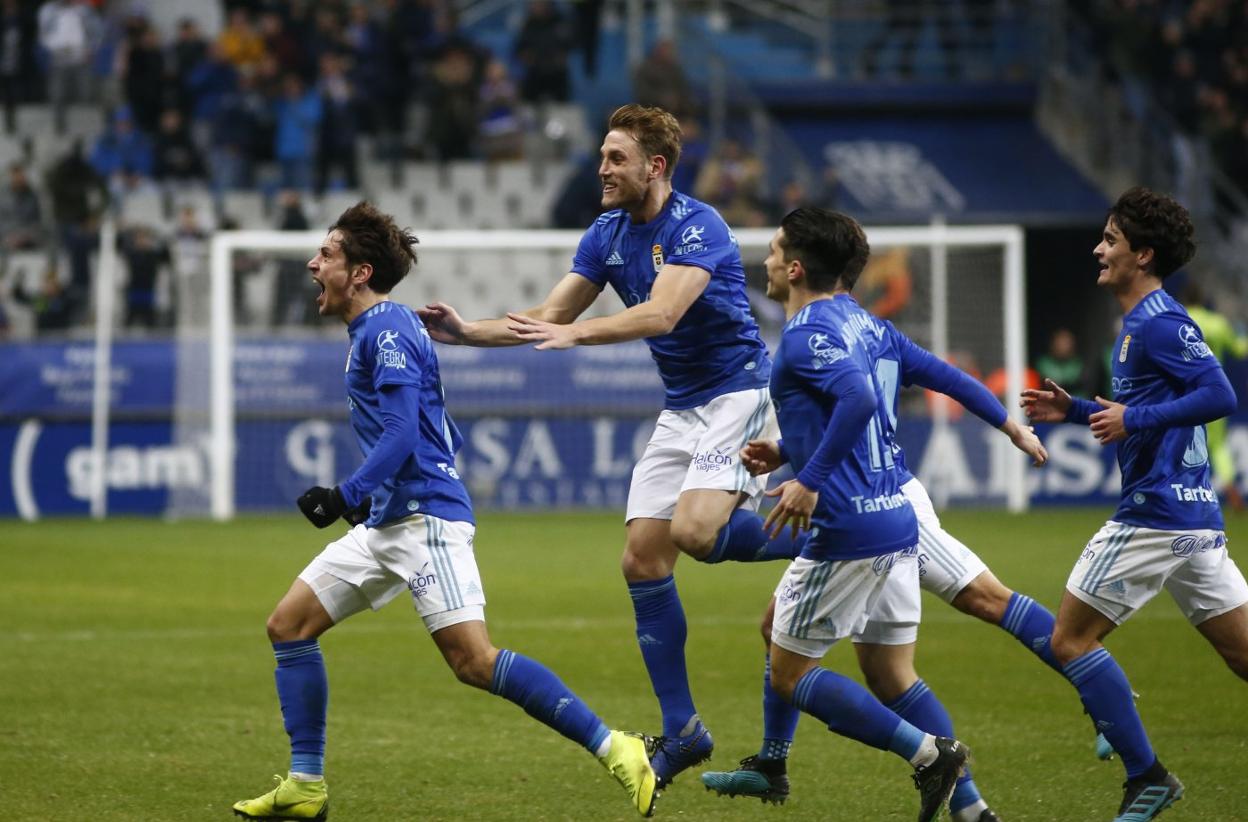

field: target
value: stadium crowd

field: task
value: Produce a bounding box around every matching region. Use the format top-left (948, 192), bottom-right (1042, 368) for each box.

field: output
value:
top-left (1079, 0), bottom-right (1248, 198)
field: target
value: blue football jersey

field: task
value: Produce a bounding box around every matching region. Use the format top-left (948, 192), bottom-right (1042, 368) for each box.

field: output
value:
top-left (571, 191), bottom-right (770, 410)
top-left (772, 295), bottom-right (918, 561)
top-left (345, 301), bottom-right (474, 526)
top-left (1109, 289), bottom-right (1226, 531)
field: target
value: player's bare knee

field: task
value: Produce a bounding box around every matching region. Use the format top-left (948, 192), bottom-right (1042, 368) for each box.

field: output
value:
top-left (447, 646), bottom-right (496, 690)
top-left (1049, 629), bottom-right (1096, 666)
top-left (1217, 644), bottom-right (1248, 681)
top-left (620, 543), bottom-right (672, 581)
top-left (266, 608), bottom-right (307, 642)
top-left (953, 576), bottom-right (1011, 623)
top-left (669, 519), bottom-right (715, 559)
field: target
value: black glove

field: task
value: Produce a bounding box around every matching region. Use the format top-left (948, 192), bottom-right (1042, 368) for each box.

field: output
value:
top-left (342, 497), bottom-right (371, 526)
top-left (297, 485), bottom-right (349, 528)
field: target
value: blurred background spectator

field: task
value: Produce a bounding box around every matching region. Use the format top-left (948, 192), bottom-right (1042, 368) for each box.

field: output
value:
top-left (1035, 327), bottom-right (1088, 395)
top-left (118, 223), bottom-right (169, 329)
top-left (0, 163), bottom-right (44, 251)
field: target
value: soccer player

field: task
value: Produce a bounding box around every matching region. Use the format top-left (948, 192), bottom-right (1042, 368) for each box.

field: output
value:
top-left (720, 206), bottom-right (970, 821)
top-left (1021, 187), bottom-right (1248, 821)
top-left (232, 202), bottom-right (656, 820)
top-left (702, 230), bottom-right (1052, 822)
top-left (1181, 280), bottom-right (1248, 509)
top-left (419, 104), bottom-right (797, 787)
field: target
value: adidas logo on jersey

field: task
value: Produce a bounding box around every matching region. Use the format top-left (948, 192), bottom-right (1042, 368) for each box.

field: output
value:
top-left (606, 250), bottom-right (625, 266)
top-left (637, 633), bottom-right (662, 646)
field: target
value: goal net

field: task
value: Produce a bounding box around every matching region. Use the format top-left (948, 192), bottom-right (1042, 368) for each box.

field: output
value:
top-left (192, 225), bottom-right (1026, 520)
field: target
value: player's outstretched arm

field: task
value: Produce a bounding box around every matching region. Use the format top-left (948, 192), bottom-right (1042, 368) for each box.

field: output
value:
top-left (740, 439), bottom-right (785, 476)
top-left (418, 274), bottom-right (600, 347)
top-left (508, 264), bottom-right (709, 350)
top-left (1020, 378), bottom-right (1077, 423)
top-left (1000, 417), bottom-right (1048, 466)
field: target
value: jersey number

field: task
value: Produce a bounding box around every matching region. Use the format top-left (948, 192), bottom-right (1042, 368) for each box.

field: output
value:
top-left (867, 358), bottom-right (899, 472)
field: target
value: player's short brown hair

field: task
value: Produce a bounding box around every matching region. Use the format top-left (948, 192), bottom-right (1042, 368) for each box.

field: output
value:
top-left (329, 201), bottom-right (419, 293)
top-left (780, 207), bottom-right (871, 293)
top-left (607, 104), bottom-right (682, 180)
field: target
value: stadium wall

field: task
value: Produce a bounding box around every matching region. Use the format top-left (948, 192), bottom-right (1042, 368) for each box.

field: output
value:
top-left (4, 338), bottom-right (1248, 518)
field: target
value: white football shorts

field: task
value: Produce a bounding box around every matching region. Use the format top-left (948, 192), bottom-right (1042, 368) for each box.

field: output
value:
top-left (299, 514), bottom-right (486, 633)
top-left (771, 548), bottom-right (914, 658)
top-left (851, 479), bottom-right (989, 645)
top-left (1066, 520), bottom-right (1248, 625)
top-left (625, 386), bottom-right (779, 522)
top-left (907, 478), bottom-right (989, 603)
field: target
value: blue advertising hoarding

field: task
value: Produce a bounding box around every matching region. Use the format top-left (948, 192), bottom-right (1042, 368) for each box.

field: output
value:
top-left (2, 340), bottom-right (1245, 517)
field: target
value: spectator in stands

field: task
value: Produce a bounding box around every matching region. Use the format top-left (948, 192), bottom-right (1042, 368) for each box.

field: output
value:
top-left (120, 15), bottom-right (164, 134)
top-left (478, 58), bottom-right (524, 161)
top-left (273, 72), bottom-right (322, 192)
top-left (153, 108), bottom-right (206, 190)
top-left (693, 137), bottom-right (767, 227)
top-left (38, 0), bottom-right (99, 134)
top-left (90, 105), bottom-right (155, 197)
top-left (1035, 327), bottom-right (1087, 396)
top-left (170, 17), bottom-right (209, 117)
top-left (171, 204), bottom-right (210, 325)
top-left (118, 223), bottom-right (170, 329)
top-left (315, 53), bottom-right (358, 193)
top-left (514, 0), bottom-right (572, 103)
top-left (11, 265), bottom-right (73, 332)
top-left (186, 43), bottom-right (240, 132)
top-left (349, 1), bottom-right (406, 163)
top-left (0, 0), bottom-right (26, 135)
top-left (271, 190), bottom-right (314, 326)
top-left (426, 41), bottom-right (478, 160)
top-left (633, 39), bottom-right (693, 119)
top-left (857, 246), bottom-right (913, 320)
top-left (217, 8), bottom-right (266, 72)
top-left (670, 116), bottom-right (707, 193)
top-left (550, 150), bottom-right (603, 229)
top-left (572, 0), bottom-right (603, 79)
top-left (46, 139), bottom-right (107, 324)
top-left (258, 11), bottom-right (299, 76)
top-left (0, 164), bottom-right (44, 251)
top-left (207, 71), bottom-right (258, 196)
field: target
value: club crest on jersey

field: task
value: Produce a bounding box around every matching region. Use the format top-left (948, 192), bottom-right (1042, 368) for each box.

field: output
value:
top-left (808, 332), bottom-right (848, 369)
top-left (376, 329), bottom-right (406, 369)
top-left (651, 244), bottom-right (664, 272)
top-left (1178, 323), bottom-right (1212, 361)
top-left (1118, 334), bottom-right (1131, 362)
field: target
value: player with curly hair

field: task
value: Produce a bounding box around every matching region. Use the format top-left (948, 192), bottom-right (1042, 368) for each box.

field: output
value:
top-left (1022, 187), bottom-right (1248, 821)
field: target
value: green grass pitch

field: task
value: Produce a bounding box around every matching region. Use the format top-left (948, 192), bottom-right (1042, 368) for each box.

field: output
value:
top-left (3, 509), bottom-right (1247, 821)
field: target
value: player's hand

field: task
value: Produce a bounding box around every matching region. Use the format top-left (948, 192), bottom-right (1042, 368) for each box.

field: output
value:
top-left (297, 485), bottom-right (348, 528)
top-left (1019, 378), bottom-right (1073, 423)
top-left (740, 439), bottom-right (783, 476)
top-left (417, 302), bottom-right (470, 345)
top-left (342, 497), bottom-right (371, 527)
top-left (506, 313), bottom-right (579, 350)
top-left (1001, 418), bottom-right (1048, 466)
top-left (763, 480), bottom-right (818, 540)
top-left (1089, 396), bottom-right (1129, 444)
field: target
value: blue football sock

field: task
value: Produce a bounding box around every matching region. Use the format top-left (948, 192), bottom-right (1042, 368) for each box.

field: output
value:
top-left (628, 575), bottom-right (697, 736)
top-left (273, 640), bottom-right (328, 777)
top-left (759, 655), bottom-right (799, 760)
top-left (792, 667), bottom-right (923, 759)
top-left (887, 679), bottom-right (979, 813)
top-left (703, 508), bottom-right (803, 564)
top-left (999, 593), bottom-right (1061, 672)
top-left (490, 649), bottom-right (610, 755)
top-left (1063, 648), bottom-right (1155, 778)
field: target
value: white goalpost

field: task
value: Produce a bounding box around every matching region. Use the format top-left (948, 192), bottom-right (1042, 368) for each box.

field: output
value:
top-left (206, 224), bottom-right (1027, 520)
